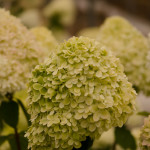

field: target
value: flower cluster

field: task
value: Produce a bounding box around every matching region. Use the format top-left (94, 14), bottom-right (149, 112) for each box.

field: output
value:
top-left (0, 56), bottom-right (29, 96)
top-left (97, 16), bottom-right (150, 95)
top-left (31, 27), bottom-right (57, 56)
top-left (43, 0), bottom-right (76, 26)
top-left (25, 36), bottom-right (136, 150)
top-left (0, 9), bottom-right (43, 96)
top-left (139, 115), bottom-right (150, 150)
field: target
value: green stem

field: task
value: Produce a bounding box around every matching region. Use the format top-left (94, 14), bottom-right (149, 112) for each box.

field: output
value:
top-left (17, 99), bottom-right (31, 126)
top-left (6, 93), bottom-right (13, 101)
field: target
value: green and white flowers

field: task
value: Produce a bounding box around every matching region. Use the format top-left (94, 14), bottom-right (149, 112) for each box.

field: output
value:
top-left (25, 36), bottom-right (136, 150)
top-left (31, 26), bottom-right (57, 56)
top-left (0, 9), bottom-right (43, 97)
top-left (140, 115), bottom-right (150, 150)
top-left (97, 16), bottom-right (150, 95)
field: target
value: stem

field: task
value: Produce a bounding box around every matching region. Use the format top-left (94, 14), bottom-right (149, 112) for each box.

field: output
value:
top-left (17, 99), bottom-right (31, 126)
top-left (6, 93), bottom-right (13, 101)
top-left (112, 141), bottom-right (116, 150)
top-left (14, 128), bottom-right (21, 150)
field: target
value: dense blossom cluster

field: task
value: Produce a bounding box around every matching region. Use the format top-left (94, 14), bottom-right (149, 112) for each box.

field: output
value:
top-left (43, 0), bottom-right (75, 26)
top-left (140, 115), bottom-right (150, 150)
top-left (0, 9), bottom-right (43, 96)
top-left (97, 16), bottom-right (150, 95)
top-left (25, 37), bottom-right (136, 150)
top-left (0, 56), bottom-right (29, 96)
top-left (31, 27), bottom-right (57, 56)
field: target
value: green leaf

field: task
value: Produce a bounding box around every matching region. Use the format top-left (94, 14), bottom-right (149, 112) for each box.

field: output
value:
top-left (1, 100), bottom-right (19, 128)
top-left (137, 111), bottom-right (150, 117)
top-left (132, 85), bottom-right (140, 94)
top-left (115, 126), bottom-right (136, 150)
top-left (0, 135), bottom-right (8, 146)
top-left (8, 132), bottom-right (28, 150)
top-left (17, 99), bottom-right (31, 126)
top-left (73, 136), bottom-right (93, 150)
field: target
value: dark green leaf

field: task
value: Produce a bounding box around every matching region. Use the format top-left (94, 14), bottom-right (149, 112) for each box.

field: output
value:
top-left (1, 100), bottom-right (19, 128)
top-left (73, 136), bottom-right (93, 150)
top-left (17, 99), bottom-right (31, 126)
top-left (8, 131), bottom-right (28, 150)
top-left (132, 85), bottom-right (140, 94)
top-left (115, 126), bottom-right (136, 150)
top-left (0, 104), bottom-right (4, 132)
top-left (137, 111), bottom-right (150, 117)
top-left (0, 119), bottom-right (3, 132)
top-left (0, 135), bottom-right (8, 146)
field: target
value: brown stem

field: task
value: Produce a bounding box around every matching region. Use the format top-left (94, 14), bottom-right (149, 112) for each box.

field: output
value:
top-left (14, 128), bottom-right (21, 150)
top-left (112, 141), bottom-right (116, 150)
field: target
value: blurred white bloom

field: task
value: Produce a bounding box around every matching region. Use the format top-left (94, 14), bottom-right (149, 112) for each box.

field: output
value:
top-left (0, 9), bottom-right (44, 97)
top-left (43, 0), bottom-right (76, 26)
top-left (97, 16), bottom-right (150, 95)
top-left (31, 26), bottom-right (58, 55)
top-left (25, 37), bottom-right (136, 150)
top-left (0, 56), bottom-right (29, 96)
top-left (19, 9), bottom-right (42, 28)
top-left (139, 115), bottom-right (150, 150)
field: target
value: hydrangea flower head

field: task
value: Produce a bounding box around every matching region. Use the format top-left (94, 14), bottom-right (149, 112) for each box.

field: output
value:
top-left (140, 115), bottom-right (150, 150)
top-left (31, 26), bottom-right (57, 55)
top-left (25, 36), bottom-right (136, 150)
top-left (97, 16), bottom-right (149, 94)
top-left (0, 8), bottom-right (44, 66)
top-left (0, 56), bottom-right (29, 96)
top-left (0, 9), bottom-right (44, 96)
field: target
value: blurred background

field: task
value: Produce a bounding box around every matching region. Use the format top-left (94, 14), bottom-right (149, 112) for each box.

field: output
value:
top-left (1, 0), bottom-right (150, 150)
top-left (1, 0), bottom-right (150, 37)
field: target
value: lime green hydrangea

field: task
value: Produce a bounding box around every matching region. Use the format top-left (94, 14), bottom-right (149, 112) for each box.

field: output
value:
top-left (0, 9), bottom-right (44, 96)
top-left (30, 27), bottom-right (57, 55)
top-left (97, 16), bottom-right (150, 95)
top-left (140, 115), bottom-right (150, 150)
top-left (25, 36), bottom-right (136, 150)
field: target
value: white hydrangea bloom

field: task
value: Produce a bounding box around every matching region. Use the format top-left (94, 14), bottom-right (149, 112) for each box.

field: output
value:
top-left (30, 27), bottom-right (57, 55)
top-left (25, 37), bottom-right (136, 150)
top-left (0, 9), bottom-right (44, 97)
top-left (97, 16), bottom-right (150, 95)
top-left (43, 0), bottom-right (76, 26)
top-left (140, 115), bottom-right (150, 150)
top-left (0, 56), bottom-right (29, 96)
